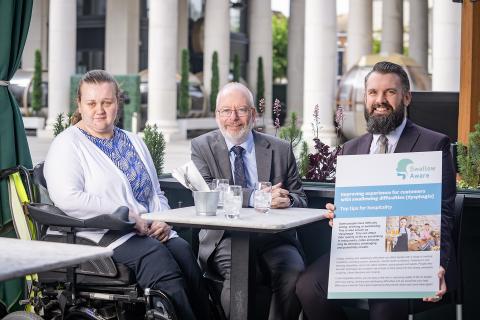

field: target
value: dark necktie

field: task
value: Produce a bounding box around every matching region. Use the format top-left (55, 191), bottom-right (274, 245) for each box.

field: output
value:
top-left (376, 134), bottom-right (388, 154)
top-left (231, 145), bottom-right (247, 187)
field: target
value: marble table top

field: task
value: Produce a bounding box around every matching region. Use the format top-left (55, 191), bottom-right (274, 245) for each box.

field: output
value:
top-left (0, 237), bottom-right (113, 282)
top-left (143, 207), bottom-right (326, 233)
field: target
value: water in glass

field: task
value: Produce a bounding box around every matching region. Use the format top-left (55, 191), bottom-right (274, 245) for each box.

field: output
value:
top-left (224, 185), bottom-right (242, 219)
top-left (211, 179), bottom-right (229, 208)
top-left (254, 181), bottom-right (272, 213)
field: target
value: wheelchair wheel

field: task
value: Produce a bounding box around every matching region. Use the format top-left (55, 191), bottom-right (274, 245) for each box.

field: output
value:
top-left (1, 311), bottom-right (44, 320)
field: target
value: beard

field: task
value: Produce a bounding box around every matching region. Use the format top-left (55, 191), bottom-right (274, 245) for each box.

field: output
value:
top-left (218, 118), bottom-right (255, 145)
top-left (364, 101), bottom-right (406, 135)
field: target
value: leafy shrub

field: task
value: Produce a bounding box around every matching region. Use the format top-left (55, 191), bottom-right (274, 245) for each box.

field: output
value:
top-left (31, 50), bottom-right (43, 115)
top-left (143, 124), bottom-right (166, 176)
top-left (210, 51), bottom-right (219, 112)
top-left (53, 113), bottom-right (72, 137)
top-left (178, 49), bottom-right (190, 117)
top-left (457, 123), bottom-right (480, 189)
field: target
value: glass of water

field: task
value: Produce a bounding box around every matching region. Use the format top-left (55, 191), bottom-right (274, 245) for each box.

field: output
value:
top-left (254, 181), bottom-right (272, 213)
top-left (223, 185), bottom-right (243, 219)
top-left (211, 179), bottom-right (229, 209)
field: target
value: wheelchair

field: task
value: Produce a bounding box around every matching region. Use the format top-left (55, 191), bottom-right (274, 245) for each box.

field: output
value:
top-left (0, 164), bottom-right (177, 320)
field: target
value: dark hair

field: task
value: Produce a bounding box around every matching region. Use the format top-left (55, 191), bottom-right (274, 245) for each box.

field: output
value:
top-left (364, 61), bottom-right (410, 92)
top-left (72, 70), bottom-right (121, 125)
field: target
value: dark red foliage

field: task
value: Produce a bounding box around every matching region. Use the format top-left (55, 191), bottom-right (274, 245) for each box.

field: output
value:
top-left (306, 138), bottom-right (342, 183)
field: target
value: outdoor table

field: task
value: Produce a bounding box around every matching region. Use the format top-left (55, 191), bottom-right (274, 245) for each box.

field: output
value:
top-left (0, 237), bottom-right (113, 282)
top-left (143, 206), bottom-right (325, 320)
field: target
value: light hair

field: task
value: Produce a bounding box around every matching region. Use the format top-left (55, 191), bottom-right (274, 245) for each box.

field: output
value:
top-left (215, 82), bottom-right (254, 110)
top-left (72, 70), bottom-right (121, 125)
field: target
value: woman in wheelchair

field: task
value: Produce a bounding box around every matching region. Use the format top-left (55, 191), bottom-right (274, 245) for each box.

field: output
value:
top-left (43, 70), bottom-right (209, 320)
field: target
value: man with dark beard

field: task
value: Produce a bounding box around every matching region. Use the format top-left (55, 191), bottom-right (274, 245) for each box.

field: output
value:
top-left (295, 61), bottom-right (456, 320)
top-left (191, 82), bottom-right (307, 320)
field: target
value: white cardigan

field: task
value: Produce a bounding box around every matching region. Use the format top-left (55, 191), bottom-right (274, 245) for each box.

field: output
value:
top-left (44, 126), bottom-right (175, 248)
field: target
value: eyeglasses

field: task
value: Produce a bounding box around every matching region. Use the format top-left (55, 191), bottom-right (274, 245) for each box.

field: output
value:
top-left (217, 107), bottom-right (252, 118)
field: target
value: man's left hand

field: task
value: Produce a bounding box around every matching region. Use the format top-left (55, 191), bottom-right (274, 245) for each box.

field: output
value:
top-left (423, 266), bottom-right (447, 302)
top-left (271, 182), bottom-right (290, 208)
top-left (147, 221), bottom-right (172, 243)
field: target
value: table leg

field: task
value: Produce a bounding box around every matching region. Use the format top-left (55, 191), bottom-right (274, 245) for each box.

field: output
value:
top-left (230, 231), bottom-right (256, 320)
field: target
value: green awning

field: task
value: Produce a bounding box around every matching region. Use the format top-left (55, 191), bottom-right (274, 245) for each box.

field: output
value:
top-left (0, 0), bottom-right (33, 314)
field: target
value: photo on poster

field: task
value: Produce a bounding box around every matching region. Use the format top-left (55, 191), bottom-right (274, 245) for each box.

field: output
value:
top-left (385, 215), bottom-right (441, 252)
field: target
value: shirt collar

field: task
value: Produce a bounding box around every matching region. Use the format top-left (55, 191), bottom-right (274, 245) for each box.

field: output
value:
top-left (372, 117), bottom-right (407, 148)
top-left (224, 131), bottom-right (254, 154)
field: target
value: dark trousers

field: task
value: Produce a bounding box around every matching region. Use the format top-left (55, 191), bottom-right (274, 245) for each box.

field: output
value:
top-left (113, 235), bottom-right (210, 320)
top-left (296, 253), bottom-right (445, 320)
top-left (212, 236), bottom-right (305, 320)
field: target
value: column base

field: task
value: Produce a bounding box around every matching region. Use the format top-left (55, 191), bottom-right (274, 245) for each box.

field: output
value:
top-left (37, 127), bottom-right (55, 139)
top-left (146, 120), bottom-right (183, 142)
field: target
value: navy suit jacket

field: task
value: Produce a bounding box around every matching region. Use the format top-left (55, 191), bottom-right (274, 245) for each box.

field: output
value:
top-left (340, 120), bottom-right (457, 289)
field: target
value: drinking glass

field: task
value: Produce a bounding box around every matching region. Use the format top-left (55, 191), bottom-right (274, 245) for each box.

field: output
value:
top-left (211, 179), bottom-right (229, 208)
top-left (223, 185), bottom-right (243, 219)
top-left (254, 181), bottom-right (272, 213)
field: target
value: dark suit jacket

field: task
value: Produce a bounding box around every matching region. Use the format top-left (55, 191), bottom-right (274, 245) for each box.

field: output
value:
top-left (341, 120), bottom-right (457, 289)
top-left (191, 129), bottom-right (308, 270)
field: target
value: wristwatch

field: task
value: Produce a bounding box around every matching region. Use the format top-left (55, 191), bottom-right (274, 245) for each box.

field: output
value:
top-left (288, 194), bottom-right (294, 207)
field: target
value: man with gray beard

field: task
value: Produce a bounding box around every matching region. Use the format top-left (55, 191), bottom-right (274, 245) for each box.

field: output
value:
top-left (296, 61), bottom-right (456, 320)
top-left (191, 82), bottom-right (307, 320)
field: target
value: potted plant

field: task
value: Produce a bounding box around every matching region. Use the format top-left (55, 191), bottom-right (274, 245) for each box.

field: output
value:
top-left (23, 49), bottom-right (46, 131)
top-left (143, 124), bottom-right (166, 176)
top-left (457, 123), bottom-right (480, 190)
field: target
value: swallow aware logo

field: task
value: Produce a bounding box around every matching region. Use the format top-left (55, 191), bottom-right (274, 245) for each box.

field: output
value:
top-left (396, 159), bottom-right (435, 180)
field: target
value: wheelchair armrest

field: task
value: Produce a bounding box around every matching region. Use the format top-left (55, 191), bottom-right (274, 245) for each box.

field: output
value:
top-left (28, 203), bottom-right (85, 227)
top-left (84, 206), bottom-right (135, 231)
top-left (27, 203), bottom-right (135, 231)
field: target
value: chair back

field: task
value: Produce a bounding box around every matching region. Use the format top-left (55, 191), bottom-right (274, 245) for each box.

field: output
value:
top-left (453, 194), bottom-right (465, 304)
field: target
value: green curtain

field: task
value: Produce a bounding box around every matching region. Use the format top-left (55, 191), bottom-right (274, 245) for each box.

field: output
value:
top-left (0, 0), bottom-right (33, 314)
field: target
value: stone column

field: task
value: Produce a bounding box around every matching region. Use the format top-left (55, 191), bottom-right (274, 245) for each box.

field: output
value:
top-left (286, 0), bottom-right (305, 121)
top-left (303, 0), bottom-right (337, 146)
top-left (147, 0), bottom-right (180, 141)
top-left (408, 0), bottom-right (428, 71)
top-left (347, 0), bottom-right (372, 70)
top-left (432, 1), bottom-right (461, 91)
top-left (177, 0), bottom-right (189, 72)
top-left (381, 0), bottom-right (403, 54)
top-left (22, 0), bottom-right (48, 69)
top-left (105, 0), bottom-right (140, 74)
top-left (47, 0), bottom-right (76, 129)
top-left (204, 0), bottom-right (230, 109)
top-left (248, 0), bottom-right (273, 126)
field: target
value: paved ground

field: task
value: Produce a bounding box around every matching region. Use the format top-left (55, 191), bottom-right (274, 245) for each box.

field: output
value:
top-left (27, 135), bottom-right (192, 174)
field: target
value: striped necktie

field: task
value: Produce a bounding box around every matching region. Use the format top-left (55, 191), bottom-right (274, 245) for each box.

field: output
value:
top-left (231, 146), bottom-right (247, 187)
top-left (376, 134), bottom-right (389, 154)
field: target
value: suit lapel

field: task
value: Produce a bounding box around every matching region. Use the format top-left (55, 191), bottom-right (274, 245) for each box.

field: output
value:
top-left (357, 134), bottom-right (373, 154)
top-left (212, 131), bottom-right (234, 183)
top-left (253, 132), bottom-right (272, 182)
top-left (394, 120), bottom-right (419, 153)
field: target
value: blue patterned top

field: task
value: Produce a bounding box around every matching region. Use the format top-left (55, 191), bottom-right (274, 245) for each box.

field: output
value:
top-left (79, 127), bottom-right (154, 210)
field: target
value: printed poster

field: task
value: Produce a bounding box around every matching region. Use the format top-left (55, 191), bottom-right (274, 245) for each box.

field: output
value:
top-left (328, 151), bottom-right (442, 299)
